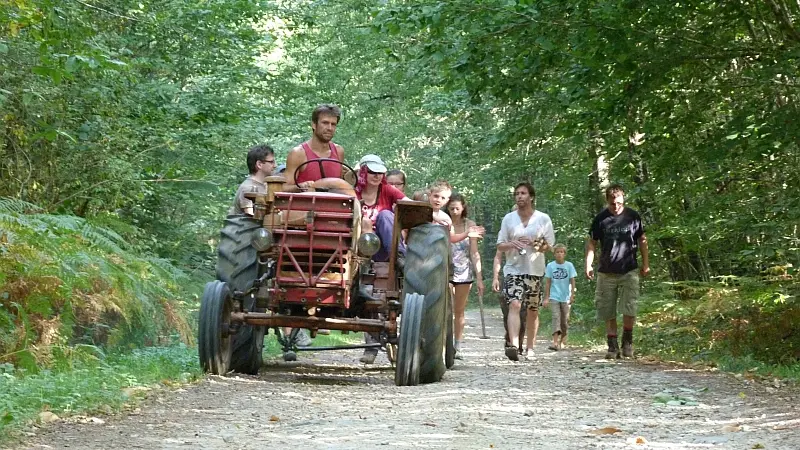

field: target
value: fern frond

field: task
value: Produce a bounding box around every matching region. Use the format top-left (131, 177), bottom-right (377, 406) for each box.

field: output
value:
top-left (145, 257), bottom-right (188, 281)
top-left (35, 214), bottom-right (85, 233)
top-left (80, 224), bottom-right (127, 254)
top-left (0, 198), bottom-right (42, 214)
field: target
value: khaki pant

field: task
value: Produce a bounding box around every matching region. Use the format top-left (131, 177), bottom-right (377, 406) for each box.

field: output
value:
top-left (549, 301), bottom-right (570, 336)
top-left (594, 270), bottom-right (639, 321)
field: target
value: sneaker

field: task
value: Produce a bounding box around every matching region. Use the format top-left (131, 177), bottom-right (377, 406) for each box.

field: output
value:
top-left (605, 336), bottom-right (620, 359)
top-left (359, 349), bottom-right (378, 364)
top-left (547, 345), bottom-right (559, 351)
top-left (295, 329), bottom-right (313, 347)
top-left (505, 346), bottom-right (519, 361)
top-left (522, 349), bottom-right (533, 359)
top-left (454, 349), bottom-right (464, 360)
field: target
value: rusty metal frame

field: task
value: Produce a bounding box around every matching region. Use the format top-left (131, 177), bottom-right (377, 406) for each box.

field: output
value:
top-left (274, 192), bottom-right (351, 290)
top-left (230, 312), bottom-right (396, 334)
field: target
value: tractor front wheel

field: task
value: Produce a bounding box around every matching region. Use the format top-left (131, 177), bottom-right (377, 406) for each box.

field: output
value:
top-left (198, 281), bottom-right (233, 375)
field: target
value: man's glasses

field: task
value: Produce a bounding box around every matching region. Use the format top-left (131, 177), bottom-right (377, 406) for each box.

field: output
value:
top-left (261, 159), bottom-right (276, 165)
top-left (388, 182), bottom-right (404, 187)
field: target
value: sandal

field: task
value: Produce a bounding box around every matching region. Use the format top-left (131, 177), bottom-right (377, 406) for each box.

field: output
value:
top-left (548, 345), bottom-right (559, 351)
top-left (505, 346), bottom-right (519, 361)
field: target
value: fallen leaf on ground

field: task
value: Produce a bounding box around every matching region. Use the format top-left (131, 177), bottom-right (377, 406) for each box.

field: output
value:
top-left (38, 412), bottom-right (59, 423)
top-left (422, 422), bottom-right (437, 427)
top-left (589, 426), bottom-right (622, 435)
top-left (122, 386), bottom-right (150, 398)
top-left (269, 415), bottom-right (280, 422)
top-left (752, 444), bottom-right (765, 449)
top-left (721, 424), bottom-right (741, 432)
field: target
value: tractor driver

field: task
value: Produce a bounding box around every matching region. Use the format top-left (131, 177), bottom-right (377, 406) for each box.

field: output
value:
top-left (283, 104), bottom-right (347, 191)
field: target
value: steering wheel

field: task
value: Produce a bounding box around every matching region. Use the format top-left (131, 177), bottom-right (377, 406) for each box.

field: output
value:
top-left (293, 158), bottom-right (358, 189)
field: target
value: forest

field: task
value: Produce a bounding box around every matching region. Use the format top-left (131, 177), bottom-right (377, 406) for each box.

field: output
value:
top-left (1, 0), bottom-right (799, 433)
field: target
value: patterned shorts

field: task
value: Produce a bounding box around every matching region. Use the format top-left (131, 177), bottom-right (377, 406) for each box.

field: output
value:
top-left (503, 274), bottom-right (543, 311)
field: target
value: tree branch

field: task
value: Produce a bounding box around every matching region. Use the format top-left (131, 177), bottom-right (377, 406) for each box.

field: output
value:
top-left (765, 0), bottom-right (800, 42)
top-left (72, 0), bottom-right (138, 22)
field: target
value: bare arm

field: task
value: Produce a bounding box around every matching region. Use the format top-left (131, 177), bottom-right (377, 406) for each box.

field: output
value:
top-left (491, 249), bottom-right (503, 292)
top-left (569, 278), bottom-right (576, 304)
top-left (639, 233), bottom-right (650, 277)
top-left (585, 237), bottom-right (597, 280)
top-left (497, 241), bottom-right (523, 252)
top-left (543, 277), bottom-right (552, 306)
top-left (335, 144), bottom-right (346, 177)
top-left (450, 218), bottom-right (485, 243)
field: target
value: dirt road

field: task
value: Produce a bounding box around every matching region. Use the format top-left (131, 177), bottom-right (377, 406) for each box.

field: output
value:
top-left (20, 311), bottom-right (800, 449)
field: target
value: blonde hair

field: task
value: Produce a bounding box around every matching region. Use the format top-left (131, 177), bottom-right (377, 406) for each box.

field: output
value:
top-left (553, 243), bottom-right (567, 251)
top-left (428, 180), bottom-right (452, 194)
top-left (412, 190), bottom-right (429, 201)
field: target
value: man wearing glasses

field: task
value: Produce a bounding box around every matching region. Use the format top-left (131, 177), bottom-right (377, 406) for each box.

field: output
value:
top-left (229, 144), bottom-right (276, 216)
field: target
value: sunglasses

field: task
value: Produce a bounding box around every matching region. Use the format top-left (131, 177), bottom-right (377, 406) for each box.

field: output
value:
top-left (366, 169), bottom-right (383, 175)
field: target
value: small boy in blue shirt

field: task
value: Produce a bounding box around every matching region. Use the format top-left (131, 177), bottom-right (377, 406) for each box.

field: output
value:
top-left (544, 244), bottom-right (577, 351)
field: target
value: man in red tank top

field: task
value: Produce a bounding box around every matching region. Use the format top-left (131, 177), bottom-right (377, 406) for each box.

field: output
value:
top-left (284, 104), bottom-right (346, 190)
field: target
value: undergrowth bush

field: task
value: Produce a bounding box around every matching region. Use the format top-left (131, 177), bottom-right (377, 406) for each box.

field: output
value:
top-left (0, 197), bottom-right (198, 372)
top-left (637, 277), bottom-right (800, 372)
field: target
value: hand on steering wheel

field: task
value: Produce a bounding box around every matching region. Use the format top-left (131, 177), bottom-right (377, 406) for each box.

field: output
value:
top-left (293, 158), bottom-right (358, 190)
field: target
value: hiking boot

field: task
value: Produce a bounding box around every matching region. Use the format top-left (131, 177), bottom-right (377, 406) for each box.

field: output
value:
top-left (605, 336), bottom-right (620, 359)
top-left (622, 329), bottom-right (634, 358)
top-left (360, 348), bottom-right (378, 364)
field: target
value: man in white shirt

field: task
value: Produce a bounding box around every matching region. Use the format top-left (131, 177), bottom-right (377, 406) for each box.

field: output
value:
top-left (492, 182), bottom-right (555, 361)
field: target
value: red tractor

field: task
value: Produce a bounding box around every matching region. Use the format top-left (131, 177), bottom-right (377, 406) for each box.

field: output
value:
top-left (198, 162), bottom-right (454, 385)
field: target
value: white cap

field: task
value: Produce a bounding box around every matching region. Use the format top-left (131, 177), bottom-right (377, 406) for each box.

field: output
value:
top-left (358, 154), bottom-right (387, 173)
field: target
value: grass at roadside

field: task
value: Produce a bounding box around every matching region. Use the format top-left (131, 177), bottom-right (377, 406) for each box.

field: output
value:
top-left (263, 330), bottom-right (365, 357)
top-left (0, 344), bottom-right (202, 443)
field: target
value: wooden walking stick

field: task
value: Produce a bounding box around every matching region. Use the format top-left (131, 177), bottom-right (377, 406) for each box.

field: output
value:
top-left (478, 292), bottom-right (490, 339)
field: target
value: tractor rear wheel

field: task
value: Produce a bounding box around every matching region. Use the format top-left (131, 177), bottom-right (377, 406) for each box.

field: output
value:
top-left (402, 223), bottom-right (450, 384)
top-left (216, 215), bottom-right (265, 374)
top-left (395, 293), bottom-right (423, 386)
top-left (446, 300), bottom-right (455, 369)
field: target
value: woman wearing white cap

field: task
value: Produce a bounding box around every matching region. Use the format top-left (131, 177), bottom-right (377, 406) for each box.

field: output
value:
top-left (355, 154), bottom-right (409, 364)
top-left (355, 154), bottom-right (410, 262)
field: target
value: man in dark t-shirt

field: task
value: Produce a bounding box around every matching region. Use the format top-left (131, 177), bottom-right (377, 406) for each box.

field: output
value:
top-left (585, 184), bottom-right (650, 359)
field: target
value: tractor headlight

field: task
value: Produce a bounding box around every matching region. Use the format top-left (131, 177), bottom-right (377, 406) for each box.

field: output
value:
top-left (358, 232), bottom-right (381, 257)
top-left (251, 228), bottom-right (274, 251)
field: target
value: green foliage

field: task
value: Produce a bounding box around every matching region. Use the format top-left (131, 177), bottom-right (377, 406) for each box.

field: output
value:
top-left (0, 344), bottom-right (202, 441)
top-left (0, 198), bottom-right (195, 369)
top-left (637, 279), bottom-right (800, 370)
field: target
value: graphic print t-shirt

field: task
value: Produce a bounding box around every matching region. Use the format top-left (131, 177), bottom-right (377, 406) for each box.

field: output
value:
top-left (544, 261), bottom-right (577, 302)
top-left (589, 208), bottom-right (644, 274)
top-left (359, 184), bottom-right (405, 223)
